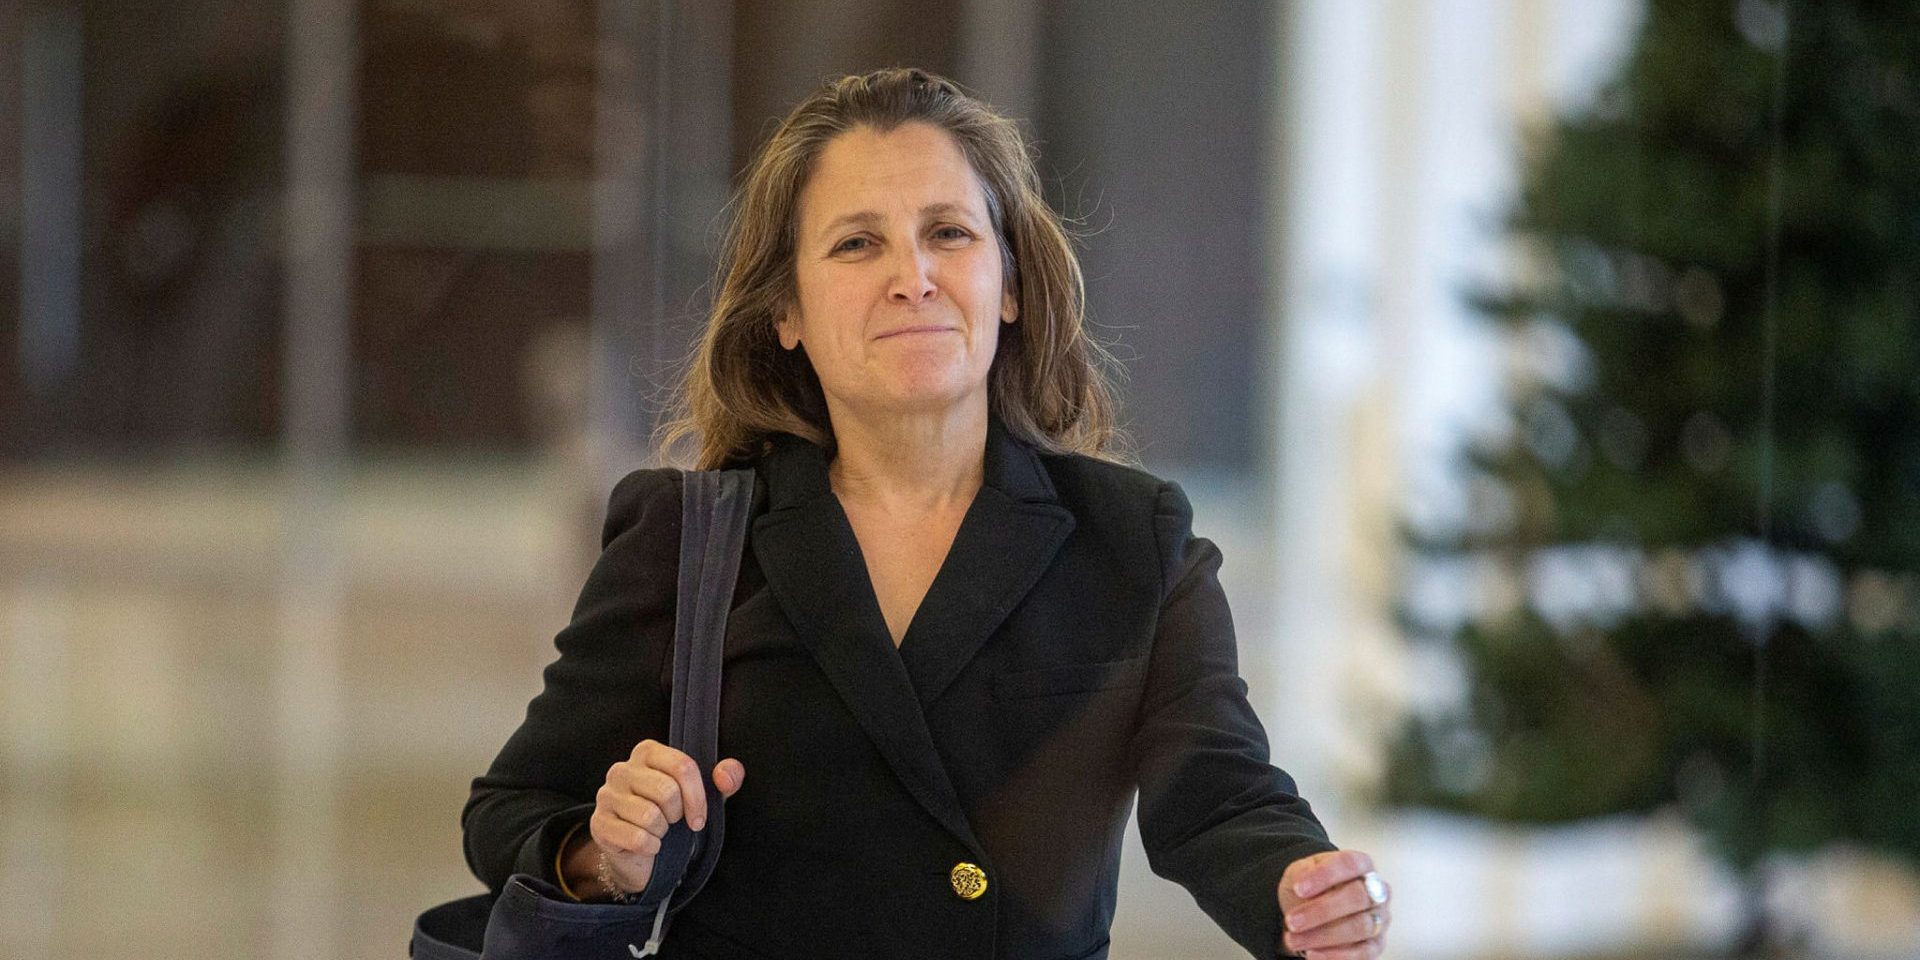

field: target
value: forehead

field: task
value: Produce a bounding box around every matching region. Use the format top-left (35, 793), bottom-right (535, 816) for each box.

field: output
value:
top-left (797, 122), bottom-right (989, 228)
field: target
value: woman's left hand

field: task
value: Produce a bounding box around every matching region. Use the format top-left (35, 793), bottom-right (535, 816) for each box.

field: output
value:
top-left (1276, 849), bottom-right (1391, 958)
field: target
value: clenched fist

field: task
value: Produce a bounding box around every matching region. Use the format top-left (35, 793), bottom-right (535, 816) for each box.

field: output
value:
top-left (560, 739), bottom-right (746, 899)
top-left (1277, 850), bottom-right (1392, 959)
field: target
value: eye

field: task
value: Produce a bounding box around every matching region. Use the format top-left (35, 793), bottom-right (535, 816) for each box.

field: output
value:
top-left (932, 225), bottom-right (972, 242)
top-left (832, 235), bottom-right (872, 253)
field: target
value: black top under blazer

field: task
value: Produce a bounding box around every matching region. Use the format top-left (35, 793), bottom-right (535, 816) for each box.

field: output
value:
top-left (463, 416), bottom-right (1339, 960)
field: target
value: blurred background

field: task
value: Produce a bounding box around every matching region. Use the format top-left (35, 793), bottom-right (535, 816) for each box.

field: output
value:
top-left (3, 0), bottom-right (1917, 958)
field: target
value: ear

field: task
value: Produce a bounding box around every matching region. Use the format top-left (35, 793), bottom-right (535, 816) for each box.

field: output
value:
top-left (1001, 288), bottom-right (1019, 325)
top-left (776, 306), bottom-right (802, 350)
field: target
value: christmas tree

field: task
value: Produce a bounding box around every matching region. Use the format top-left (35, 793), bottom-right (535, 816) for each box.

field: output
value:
top-left (1384, 1), bottom-right (1920, 956)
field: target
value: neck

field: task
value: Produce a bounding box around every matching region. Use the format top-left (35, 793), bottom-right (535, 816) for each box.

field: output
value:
top-left (825, 401), bottom-right (989, 514)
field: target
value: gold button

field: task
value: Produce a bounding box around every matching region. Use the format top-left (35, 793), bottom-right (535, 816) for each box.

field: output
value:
top-left (949, 862), bottom-right (988, 900)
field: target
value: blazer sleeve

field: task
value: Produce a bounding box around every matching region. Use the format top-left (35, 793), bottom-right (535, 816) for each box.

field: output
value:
top-left (1130, 480), bottom-right (1340, 960)
top-left (460, 468), bottom-right (680, 895)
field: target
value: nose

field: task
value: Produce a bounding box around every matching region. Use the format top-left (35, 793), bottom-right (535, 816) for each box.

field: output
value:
top-left (887, 245), bottom-right (937, 305)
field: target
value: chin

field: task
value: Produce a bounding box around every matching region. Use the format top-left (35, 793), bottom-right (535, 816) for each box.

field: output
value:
top-left (868, 377), bottom-right (987, 415)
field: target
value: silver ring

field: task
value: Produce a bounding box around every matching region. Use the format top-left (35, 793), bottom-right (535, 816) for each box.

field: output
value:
top-left (1362, 870), bottom-right (1388, 905)
top-left (1367, 908), bottom-right (1382, 938)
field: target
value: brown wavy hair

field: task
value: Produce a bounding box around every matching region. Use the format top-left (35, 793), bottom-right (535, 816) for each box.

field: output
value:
top-left (656, 67), bottom-right (1128, 468)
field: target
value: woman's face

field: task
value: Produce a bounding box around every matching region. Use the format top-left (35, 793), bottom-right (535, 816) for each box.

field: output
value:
top-left (778, 121), bottom-right (1017, 423)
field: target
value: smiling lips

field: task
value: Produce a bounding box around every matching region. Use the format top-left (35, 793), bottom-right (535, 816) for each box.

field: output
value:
top-left (876, 325), bottom-right (956, 340)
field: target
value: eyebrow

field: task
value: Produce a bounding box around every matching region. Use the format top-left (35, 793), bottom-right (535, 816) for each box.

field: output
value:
top-left (815, 202), bottom-right (977, 242)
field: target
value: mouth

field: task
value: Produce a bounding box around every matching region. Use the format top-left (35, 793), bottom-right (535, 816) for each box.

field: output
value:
top-left (875, 325), bottom-right (956, 340)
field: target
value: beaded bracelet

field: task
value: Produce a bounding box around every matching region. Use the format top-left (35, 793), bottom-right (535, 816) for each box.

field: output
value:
top-left (595, 848), bottom-right (642, 904)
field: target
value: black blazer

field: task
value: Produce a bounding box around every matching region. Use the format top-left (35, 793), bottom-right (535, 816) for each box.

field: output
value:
top-left (463, 417), bottom-right (1338, 960)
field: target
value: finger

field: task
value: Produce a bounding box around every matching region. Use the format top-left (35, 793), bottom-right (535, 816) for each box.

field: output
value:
top-left (1302, 942), bottom-right (1382, 960)
top-left (1285, 878), bottom-right (1376, 936)
top-left (600, 785), bottom-right (670, 839)
top-left (621, 765), bottom-right (686, 826)
top-left (647, 747), bottom-right (708, 831)
top-left (1290, 850), bottom-right (1374, 900)
top-left (714, 758), bottom-right (746, 798)
top-left (590, 808), bottom-right (661, 858)
top-left (1284, 906), bottom-right (1388, 954)
top-left (1280, 850), bottom-right (1332, 890)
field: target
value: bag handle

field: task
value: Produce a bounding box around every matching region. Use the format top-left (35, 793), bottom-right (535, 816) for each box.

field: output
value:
top-left (631, 467), bottom-right (755, 955)
top-left (410, 469), bottom-right (754, 960)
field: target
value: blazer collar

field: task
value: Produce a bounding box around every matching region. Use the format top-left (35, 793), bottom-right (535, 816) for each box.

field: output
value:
top-left (747, 413), bottom-right (1075, 854)
top-left (755, 413), bottom-right (1062, 511)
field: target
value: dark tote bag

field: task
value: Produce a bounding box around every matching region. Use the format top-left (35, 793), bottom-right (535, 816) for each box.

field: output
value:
top-left (411, 468), bottom-right (756, 960)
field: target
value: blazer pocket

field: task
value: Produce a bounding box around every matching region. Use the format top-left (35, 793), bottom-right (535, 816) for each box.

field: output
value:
top-left (992, 656), bottom-right (1150, 701)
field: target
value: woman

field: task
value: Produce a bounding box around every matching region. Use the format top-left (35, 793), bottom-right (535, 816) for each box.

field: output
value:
top-left (463, 67), bottom-right (1393, 960)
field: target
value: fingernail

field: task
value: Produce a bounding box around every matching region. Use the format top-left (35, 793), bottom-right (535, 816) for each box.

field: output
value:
top-left (692, 816), bottom-right (705, 831)
top-left (1295, 881), bottom-right (1312, 897)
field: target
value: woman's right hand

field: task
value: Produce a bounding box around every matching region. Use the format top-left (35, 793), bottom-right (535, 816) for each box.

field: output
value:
top-left (580, 739), bottom-right (746, 897)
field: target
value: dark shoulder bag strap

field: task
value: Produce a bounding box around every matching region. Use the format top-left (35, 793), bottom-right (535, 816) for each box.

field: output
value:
top-left (629, 467), bottom-right (755, 956)
top-left (411, 468), bottom-right (753, 960)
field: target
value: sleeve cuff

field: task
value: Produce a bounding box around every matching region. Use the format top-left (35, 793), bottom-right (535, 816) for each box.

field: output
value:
top-left (514, 802), bottom-right (596, 888)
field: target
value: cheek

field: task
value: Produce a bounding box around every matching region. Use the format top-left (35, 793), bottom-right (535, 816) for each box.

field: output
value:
top-left (976, 314), bottom-right (1004, 360)
top-left (788, 281), bottom-right (855, 351)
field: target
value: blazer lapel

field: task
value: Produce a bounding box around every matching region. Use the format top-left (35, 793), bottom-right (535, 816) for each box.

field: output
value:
top-left (750, 433), bottom-right (983, 853)
top-left (896, 418), bottom-right (1075, 705)
top-left (747, 419), bottom-right (1076, 853)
